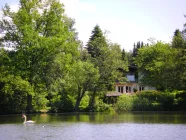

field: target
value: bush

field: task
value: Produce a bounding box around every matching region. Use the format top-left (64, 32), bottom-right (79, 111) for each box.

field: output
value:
top-left (95, 98), bottom-right (113, 112)
top-left (159, 91), bottom-right (175, 111)
top-left (115, 94), bottom-right (134, 112)
top-left (175, 91), bottom-right (186, 111)
top-left (79, 95), bottom-right (89, 111)
top-left (134, 90), bottom-right (175, 111)
top-left (50, 95), bottom-right (74, 112)
top-left (0, 76), bottom-right (32, 114)
top-left (133, 96), bottom-right (152, 111)
top-left (113, 90), bottom-right (182, 112)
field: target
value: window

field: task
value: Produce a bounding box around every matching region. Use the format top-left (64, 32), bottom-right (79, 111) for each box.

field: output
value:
top-left (126, 75), bottom-right (135, 81)
top-left (118, 86), bottom-right (123, 93)
top-left (139, 86), bottom-right (144, 91)
top-left (118, 86), bottom-right (120, 92)
top-left (126, 86), bottom-right (131, 93)
top-left (120, 86), bottom-right (123, 93)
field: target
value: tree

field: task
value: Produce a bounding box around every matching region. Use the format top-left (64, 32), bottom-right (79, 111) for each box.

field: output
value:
top-left (121, 48), bottom-right (128, 64)
top-left (86, 25), bottom-right (127, 110)
top-left (171, 29), bottom-right (186, 90)
top-left (68, 61), bottom-right (99, 111)
top-left (132, 41), bottom-right (144, 58)
top-left (87, 25), bottom-right (107, 58)
top-left (134, 41), bottom-right (177, 90)
top-left (135, 21), bottom-right (186, 91)
top-left (172, 29), bottom-right (185, 49)
top-left (0, 49), bottom-right (33, 114)
top-left (0, 0), bottom-right (79, 112)
top-left (182, 15), bottom-right (186, 38)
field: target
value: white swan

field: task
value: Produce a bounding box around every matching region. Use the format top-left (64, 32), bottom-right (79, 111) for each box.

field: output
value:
top-left (22, 115), bottom-right (36, 124)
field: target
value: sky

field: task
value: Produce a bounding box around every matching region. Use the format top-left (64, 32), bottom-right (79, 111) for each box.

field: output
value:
top-left (0, 0), bottom-right (186, 51)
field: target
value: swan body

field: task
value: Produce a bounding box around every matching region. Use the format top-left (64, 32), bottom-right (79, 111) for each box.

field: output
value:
top-left (22, 115), bottom-right (36, 124)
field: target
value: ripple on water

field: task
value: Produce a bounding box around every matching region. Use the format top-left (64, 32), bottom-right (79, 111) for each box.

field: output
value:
top-left (1, 122), bottom-right (186, 140)
top-left (0, 112), bottom-right (186, 140)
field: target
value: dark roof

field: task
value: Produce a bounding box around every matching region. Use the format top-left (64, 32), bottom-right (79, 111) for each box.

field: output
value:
top-left (115, 82), bottom-right (137, 86)
top-left (117, 65), bottom-right (137, 73)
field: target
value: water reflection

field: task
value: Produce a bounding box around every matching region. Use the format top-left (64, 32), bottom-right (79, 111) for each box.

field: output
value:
top-left (1, 112), bottom-right (186, 124)
top-left (45, 112), bottom-right (186, 124)
top-left (0, 112), bottom-right (186, 140)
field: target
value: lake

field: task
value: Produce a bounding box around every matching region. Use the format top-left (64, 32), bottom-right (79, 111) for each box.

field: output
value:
top-left (0, 112), bottom-right (186, 140)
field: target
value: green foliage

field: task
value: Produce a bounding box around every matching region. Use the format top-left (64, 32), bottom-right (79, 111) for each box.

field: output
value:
top-left (172, 29), bottom-right (185, 49)
top-left (135, 41), bottom-right (178, 90)
top-left (115, 94), bottom-right (134, 112)
top-left (0, 0), bottom-right (80, 113)
top-left (174, 91), bottom-right (186, 110)
top-left (135, 21), bottom-right (186, 91)
top-left (171, 29), bottom-right (186, 90)
top-left (87, 25), bottom-right (107, 58)
top-left (79, 94), bottom-right (89, 111)
top-left (94, 97), bottom-right (113, 112)
top-left (87, 25), bottom-right (127, 88)
top-left (0, 74), bottom-right (33, 114)
top-left (134, 90), bottom-right (174, 111)
top-left (68, 60), bottom-right (100, 111)
top-left (121, 49), bottom-right (129, 65)
top-left (114, 90), bottom-right (186, 112)
top-left (0, 49), bottom-right (34, 114)
top-left (1, 1), bottom-right (186, 114)
top-left (50, 94), bottom-right (75, 112)
top-left (86, 25), bottom-right (128, 111)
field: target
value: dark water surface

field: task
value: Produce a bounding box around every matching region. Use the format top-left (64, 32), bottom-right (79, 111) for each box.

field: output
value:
top-left (0, 112), bottom-right (186, 140)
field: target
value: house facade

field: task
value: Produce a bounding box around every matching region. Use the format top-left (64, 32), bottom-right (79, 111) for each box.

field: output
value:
top-left (106, 65), bottom-right (155, 97)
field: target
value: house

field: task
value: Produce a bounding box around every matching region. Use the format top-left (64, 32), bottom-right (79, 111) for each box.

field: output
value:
top-left (106, 65), bottom-right (155, 103)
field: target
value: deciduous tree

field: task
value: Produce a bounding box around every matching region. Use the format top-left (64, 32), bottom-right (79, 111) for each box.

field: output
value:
top-left (0, 0), bottom-right (79, 112)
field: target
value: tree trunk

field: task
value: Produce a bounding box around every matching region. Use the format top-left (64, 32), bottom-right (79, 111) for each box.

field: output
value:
top-left (74, 96), bottom-right (81, 112)
top-left (26, 94), bottom-right (33, 113)
top-left (89, 87), bottom-right (97, 111)
top-left (74, 87), bottom-right (85, 112)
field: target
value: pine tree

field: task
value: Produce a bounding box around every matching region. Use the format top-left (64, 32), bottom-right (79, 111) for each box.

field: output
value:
top-left (87, 25), bottom-right (107, 58)
top-left (86, 25), bottom-right (127, 110)
top-left (172, 29), bottom-right (185, 48)
top-left (141, 41), bottom-right (144, 48)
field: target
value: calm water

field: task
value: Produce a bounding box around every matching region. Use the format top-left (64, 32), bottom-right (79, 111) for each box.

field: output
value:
top-left (0, 112), bottom-right (186, 140)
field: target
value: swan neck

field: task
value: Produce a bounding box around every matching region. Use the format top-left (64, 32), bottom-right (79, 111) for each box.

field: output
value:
top-left (24, 116), bottom-right (27, 123)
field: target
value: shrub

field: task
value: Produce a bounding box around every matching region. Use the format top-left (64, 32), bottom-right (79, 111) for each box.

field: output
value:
top-left (133, 96), bottom-right (152, 111)
top-left (175, 91), bottom-right (186, 111)
top-left (95, 98), bottom-right (113, 112)
top-left (113, 90), bottom-right (186, 112)
top-left (134, 90), bottom-right (175, 111)
top-left (79, 95), bottom-right (89, 111)
top-left (159, 91), bottom-right (175, 111)
top-left (115, 94), bottom-right (134, 112)
top-left (50, 95), bottom-right (74, 112)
